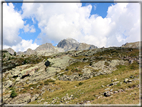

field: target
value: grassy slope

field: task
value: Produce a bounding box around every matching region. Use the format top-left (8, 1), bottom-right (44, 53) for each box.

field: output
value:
top-left (3, 47), bottom-right (140, 104)
top-left (29, 62), bottom-right (140, 104)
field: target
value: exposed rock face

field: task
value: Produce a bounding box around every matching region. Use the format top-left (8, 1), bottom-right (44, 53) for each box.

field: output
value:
top-left (25, 48), bottom-right (36, 55)
top-left (58, 59), bottom-right (128, 81)
top-left (57, 38), bottom-right (79, 51)
top-left (4, 48), bottom-right (15, 55)
top-left (76, 43), bottom-right (97, 51)
top-left (35, 43), bottom-right (58, 54)
top-left (8, 93), bottom-right (31, 104)
top-left (121, 41), bottom-right (141, 48)
top-left (57, 38), bottom-right (97, 51)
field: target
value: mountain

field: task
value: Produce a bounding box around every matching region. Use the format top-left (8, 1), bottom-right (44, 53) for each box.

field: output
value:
top-left (34, 43), bottom-right (65, 55)
top-left (121, 41), bottom-right (141, 48)
top-left (25, 48), bottom-right (37, 55)
top-left (4, 48), bottom-right (15, 55)
top-left (57, 38), bottom-right (79, 51)
top-left (57, 38), bottom-right (97, 51)
top-left (76, 43), bottom-right (97, 51)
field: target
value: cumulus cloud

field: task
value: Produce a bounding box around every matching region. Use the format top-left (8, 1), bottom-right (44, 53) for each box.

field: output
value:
top-left (2, 2), bottom-right (38, 52)
top-left (3, 39), bottom-right (39, 52)
top-left (3, 3), bottom-right (24, 46)
top-left (24, 24), bottom-right (36, 33)
top-left (21, 2), bottom-right (140, 48)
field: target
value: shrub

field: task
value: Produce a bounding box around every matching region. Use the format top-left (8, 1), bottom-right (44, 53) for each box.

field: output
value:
top-left (14, 52), bottom-right (16, 56)
top-left (10, 88), bottom-right (17, 98)
top-left (78, 82), bottom-right (83, 86)
top-left (3, 54), bottom-right (5, 58)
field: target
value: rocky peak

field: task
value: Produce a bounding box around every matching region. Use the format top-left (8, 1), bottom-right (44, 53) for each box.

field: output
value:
top-left (26, 48), bottom-right (36, 55)
top-left (4, 48), bottom-right (15, 55)
top-left (76, 43), bottom-right (97, 51)
top-left (121, 41), bottom-right (140, 48)
top-left (57, 38), bottom-right (79, 51)
top-left (35, 43), bottom-right (55, 52)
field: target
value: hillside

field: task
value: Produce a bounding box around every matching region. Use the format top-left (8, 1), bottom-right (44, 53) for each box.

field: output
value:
top-left (1, 45), bottom-right (141, 105)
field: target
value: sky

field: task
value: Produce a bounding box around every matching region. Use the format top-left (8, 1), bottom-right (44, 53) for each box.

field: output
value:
top-left (1, 0), bottom-right (141, 52)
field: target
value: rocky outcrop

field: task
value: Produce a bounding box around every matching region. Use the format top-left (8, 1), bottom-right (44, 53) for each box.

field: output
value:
top-left (57, 38), bottom-right (97, 51)
top-left (121, 41), bottom-right (141, 48)
top-left (58, 60), bottom-right (128, 81)
top-left (8, 93), bottom-right (31, 104)
top-left (25, 48), bottom-right (36, 55)
top-left (35, 43), bottom-right (58, 55)
top-left (4, 48), bottom-right (15, 55)
top-left (76, 43), bottom-right (97, 51)
top-left (57, 38), bottom-right (79, 51)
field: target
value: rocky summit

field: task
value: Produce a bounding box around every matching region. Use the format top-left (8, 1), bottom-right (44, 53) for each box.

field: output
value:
top-left (57, 38), bottom-right (97, 51)
top-left (1, 41), bottom-right (141, 105)
top-left (57, 38), bottom-right (80, 51)
top-left (4, 48), bottom-right (15, 55)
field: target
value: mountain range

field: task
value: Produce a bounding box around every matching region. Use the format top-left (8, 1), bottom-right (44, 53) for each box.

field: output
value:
top-left (3, 38), bottom-right (141, 56)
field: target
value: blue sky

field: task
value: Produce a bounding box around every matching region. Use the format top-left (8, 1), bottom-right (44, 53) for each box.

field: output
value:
top-left (3, 1), bottom-right (140, 52)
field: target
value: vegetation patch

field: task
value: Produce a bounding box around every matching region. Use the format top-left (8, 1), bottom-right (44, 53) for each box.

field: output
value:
top-left (10, 87), bottom-right (17, 98)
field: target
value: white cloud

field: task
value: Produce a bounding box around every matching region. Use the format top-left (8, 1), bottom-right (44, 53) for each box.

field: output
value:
top-left (3, 3), bottom-right (24, 46)
top-left (24, 24), bottom-right (36, 33)
top-left (3, 39), bottom-right (39, 52)
top-left (106, 3), bottom-right (140, 46)
top-left (2, 3), bottom-right (37, 52)
top-left (21, 2), bottom-right (140, 48)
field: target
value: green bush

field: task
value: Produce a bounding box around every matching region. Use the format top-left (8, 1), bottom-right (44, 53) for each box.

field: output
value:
top-left (78, 82), bottom-right (83, 86)
top-left (10, 88), bottom-right (17, 98)
top-left (14, 52), bottom-right (16, 56)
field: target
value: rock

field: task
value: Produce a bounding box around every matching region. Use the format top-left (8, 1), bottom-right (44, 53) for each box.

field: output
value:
top-left (4, 48), bottom-right (15, 55)
top-left (105, 88), bottom-right (110, 90)
top-left (31, 94), bottom-right (39, 102)
top-left (57, 38), bottom-right (79, 51)
top-left (30, 87), bottom-right (34, 90)
top-left (124, 78), bottom-right (129, 83)
top-left (129, 59), bottom-right (134, 64)
top-left (4, 80), bottom-right (13, 88)
top-left (35, 43), bottom-right (60, 55)
top-left (48, 55), bottom-right (72, 70)
top-left (25, 48), bottom-right (36, 55)
top-left (128, 79), bottom-right (132, 82)
top-left (101, 85), bottom-right (105, 88)
top-left (104, 91), bottom-right (111, 97)
top-left (16, 77), bottom-right (20, 82)
top-left (20, 66), bottom-right (38, 78)
top-left (118, 89), bottom-right (124, 92)
top-left (76, 43), bottom-right (97, 51)
top-left (113, 91), bottom-right (118, 93)
top-left (9, 93), bottom-right (31, 104)
top-left (130, 75), bottom-right (134, 79)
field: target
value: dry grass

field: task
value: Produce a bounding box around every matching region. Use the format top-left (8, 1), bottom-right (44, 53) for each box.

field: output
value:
top-left (29, 66), bottom-right (140, 104)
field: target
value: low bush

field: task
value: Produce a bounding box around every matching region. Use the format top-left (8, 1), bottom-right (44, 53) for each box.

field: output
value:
top-left (10, 87), bottom-right (17, 98)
